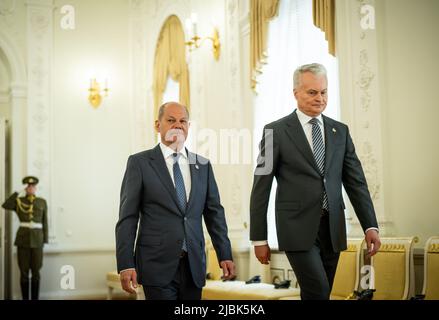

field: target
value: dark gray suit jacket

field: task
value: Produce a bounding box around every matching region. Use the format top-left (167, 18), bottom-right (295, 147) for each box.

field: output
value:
top-left (250, 110), bottom-right (378, 252)
top-left (116, 144), bottom-right (232, 288)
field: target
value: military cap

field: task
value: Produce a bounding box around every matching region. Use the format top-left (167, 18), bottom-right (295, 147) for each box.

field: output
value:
top-left (22, 176), bottom-right (39, 185)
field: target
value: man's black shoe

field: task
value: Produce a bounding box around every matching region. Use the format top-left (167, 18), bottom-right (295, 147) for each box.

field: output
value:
top-left (352, 289), bottom-right (376, 300)
top-left (222, 275), bottom-right (237, 282)
top-left (245, 275), bottom-right (261, 284)
top-left (274, 280), bottom-right (291, 289)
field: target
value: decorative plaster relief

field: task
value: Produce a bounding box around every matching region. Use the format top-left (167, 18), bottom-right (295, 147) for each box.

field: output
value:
top-left (360, 142), bottom-right (380, 201)
top-left (0, 0), bottom-right (15, 16)
top-left (27, 1), bottom-right (53, 239)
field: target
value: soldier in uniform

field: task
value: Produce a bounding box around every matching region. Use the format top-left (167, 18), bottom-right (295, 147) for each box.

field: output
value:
top-left (1, 176), bottom-right (48, 300)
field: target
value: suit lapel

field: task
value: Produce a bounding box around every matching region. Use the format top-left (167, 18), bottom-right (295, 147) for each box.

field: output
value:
top-left (149, 144), bottom-right (184, 216)
top-left (187, 150), bottom-right (199, 211)
top-left (323, 115), bottom-right (336, 172)
top-left (285, 111), bottom-right (321, 174)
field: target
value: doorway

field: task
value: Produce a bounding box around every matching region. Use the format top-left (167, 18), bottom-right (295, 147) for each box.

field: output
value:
top-left (0, 43), bottom-right (15, 300)
top-left (0, 117), bottom-right (11, 300)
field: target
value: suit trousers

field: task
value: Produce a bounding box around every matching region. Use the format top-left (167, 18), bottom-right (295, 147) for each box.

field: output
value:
top-left (17, 247), bottom-right (43, 300)
top-left (285, 213), bottom-right (340, 300)
top-left (143, 252), bottom-right (202, 300)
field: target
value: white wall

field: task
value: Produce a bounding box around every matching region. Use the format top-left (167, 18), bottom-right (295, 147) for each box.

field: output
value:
top-left (51, 0), bottom-right (130, 250)
top-left (377, 0), bottom-right (439, 246)
top-left (1, 0), bottom-right (131, 299)
top-left (42, 0), bottom-right (130, 298)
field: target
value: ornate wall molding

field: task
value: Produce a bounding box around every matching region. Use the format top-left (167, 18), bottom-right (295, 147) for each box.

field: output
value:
top-left (336, 0), bottom-right (392, 236)
top-left (0, 27), bottom-right (28, 216)
top-left (0, 28), bottom-right (26, 83)
top-left (224, 0), bottom-right (252, 246)
top-left (26, 0), bottom-right (55, 240)
top-left (0, 0), bottom-right (16, 15)
top-left (225, 0), bottom-right (246, 238)
top-left (226, 0), bottom-right (241, 218)
top-left (0, 0), bottom-right (16, 30)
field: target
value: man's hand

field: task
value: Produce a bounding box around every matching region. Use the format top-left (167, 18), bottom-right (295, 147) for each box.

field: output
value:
top-left (119, 269), bottom-right (138, 294)
top-left (220, 260), bottom-right (236, 280)
top-left (254, 244), bottom-right (271, 264)
top-left (365, 229), bottom-right (381, 257)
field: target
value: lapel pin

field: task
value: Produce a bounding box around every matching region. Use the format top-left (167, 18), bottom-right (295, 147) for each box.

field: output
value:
top-left (332, 128), bottom-right (336, 134)
top-left (195, 164), bottom-right (199, 169)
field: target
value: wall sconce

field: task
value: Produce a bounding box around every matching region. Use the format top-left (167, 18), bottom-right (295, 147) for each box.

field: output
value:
top-left (88, 78), bottom-right (109, 108)
top-left (185, 13), bottom-right (221, 61)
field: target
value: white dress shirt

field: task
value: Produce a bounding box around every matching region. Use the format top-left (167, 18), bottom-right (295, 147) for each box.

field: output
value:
top-left (252, 109), bottom-right (377, 247)
top-left (159, 143), bottom-right (191, 201)
top-left (296, 108), bottom-right (325, 152)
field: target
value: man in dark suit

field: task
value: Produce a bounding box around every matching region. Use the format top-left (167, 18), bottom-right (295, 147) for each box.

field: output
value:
top-left (116, 102), bottom-right (235, 300)
top-left (2, 176), bottom-right (48, 300)
top-left (250, 63), bottom-right (381, 300)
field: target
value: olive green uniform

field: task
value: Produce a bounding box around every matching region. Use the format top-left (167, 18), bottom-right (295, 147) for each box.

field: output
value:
top-left (2, 192), bottom-right (48, 300)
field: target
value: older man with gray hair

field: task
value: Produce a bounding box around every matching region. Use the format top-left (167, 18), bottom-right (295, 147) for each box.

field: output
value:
top-left (250, 63), bottom-right (381, 300)
top-left (116, 101), bottom-right (236, 300)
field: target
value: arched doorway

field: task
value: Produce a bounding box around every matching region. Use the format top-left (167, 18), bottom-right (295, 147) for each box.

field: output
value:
top-left (0, 28), bottom-right (27, 300)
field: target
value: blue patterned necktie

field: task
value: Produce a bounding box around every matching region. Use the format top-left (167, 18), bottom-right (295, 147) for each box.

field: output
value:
top-left (172, 153), bottom-right (187, 251)
top-left (309, 118), bottom-right (329, 211)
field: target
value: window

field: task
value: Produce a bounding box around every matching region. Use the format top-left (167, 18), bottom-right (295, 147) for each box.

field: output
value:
top-left (253, 0), bottom-right (340, 248)
top-left (162, 76), bottom-right (180, 103)
top-left (158, 77), bottom-right (193, 150)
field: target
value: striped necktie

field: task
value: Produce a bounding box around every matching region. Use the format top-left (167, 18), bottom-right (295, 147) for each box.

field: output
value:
top-left (172, 153), bottom-right (187, 251)
top-left (309, 118), bottom-right (329, 211)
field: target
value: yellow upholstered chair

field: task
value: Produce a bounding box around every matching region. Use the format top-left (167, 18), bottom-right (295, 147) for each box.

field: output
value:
top-left (422, 236), bottom-right (439, 300)
top-left (280, 238), bottom-right (364, 301)
top-left (330, 238), bottom-right (364, 300)
top-left (206, 245), bottom-right (224, 281)
top-left (106, 271), bottom-right (144, 300)
top-left (202, 243), bottom-right (300, 300)
top-left (368, 236), bottom-right (418, 300)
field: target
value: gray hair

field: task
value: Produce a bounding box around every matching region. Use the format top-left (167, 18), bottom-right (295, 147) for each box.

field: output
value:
top-left (293, 63), bottom-right (327, 89)
top-left (157, 101), bottom-right (190, 120)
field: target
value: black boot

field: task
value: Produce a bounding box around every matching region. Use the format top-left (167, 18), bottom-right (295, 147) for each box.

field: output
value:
top-left (20, 280), bottom-right (29, 300)
top-left (31, 280), bottom-right (40, 300)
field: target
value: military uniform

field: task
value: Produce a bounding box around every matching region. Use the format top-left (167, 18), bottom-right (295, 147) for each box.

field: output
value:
top-left (1, 176), bottom-right (48, 300)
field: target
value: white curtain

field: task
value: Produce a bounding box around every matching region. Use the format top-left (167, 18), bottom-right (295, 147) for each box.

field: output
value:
top-left (253, 0), bottom-right (340, 248)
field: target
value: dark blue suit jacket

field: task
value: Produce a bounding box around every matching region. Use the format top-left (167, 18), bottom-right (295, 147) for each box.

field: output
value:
top-left (250, 110), bottom-right (378, 252)
top-left (116, 144), bottom-right (232, 288)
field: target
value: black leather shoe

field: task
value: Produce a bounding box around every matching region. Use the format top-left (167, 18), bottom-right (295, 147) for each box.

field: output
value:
top-left (274, 280), bottom-right (291, 289)
top-left (31, 279), bottom-right (40, 300)
top-left (352, 289), bottom-right (375, 300)
top-left (245, 275), bottom-right (261, 284)
top-left (20, 280), bottom-right (29, 300)
top-left (222, 275), bottom-right (237, 282)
